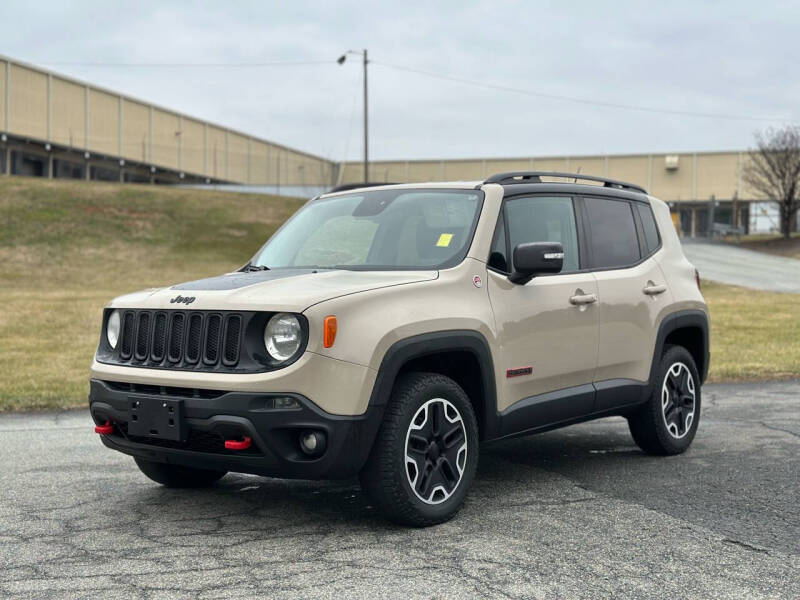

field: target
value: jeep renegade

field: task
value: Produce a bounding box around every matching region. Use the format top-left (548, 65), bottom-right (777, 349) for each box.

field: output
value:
top-left (90, 172), bottom-right (709, 526)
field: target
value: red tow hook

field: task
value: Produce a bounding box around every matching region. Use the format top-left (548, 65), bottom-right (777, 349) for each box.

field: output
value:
top-left (224, 436), bottom-right (252, 451)
top-left (94, 420), bottom-right (114, 435)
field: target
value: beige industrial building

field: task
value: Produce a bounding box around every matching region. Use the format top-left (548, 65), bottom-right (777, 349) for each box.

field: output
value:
top-left (0, 54), bottom-right (782, 236)
top-left (337, 152), bottom-right (768, 237)
top-left (0, 55), bottom-right (332, 186)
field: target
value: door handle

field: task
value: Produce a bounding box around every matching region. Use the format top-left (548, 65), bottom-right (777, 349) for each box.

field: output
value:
top-left (569, 293), bottom-right (597, 305)
top-left (643, 283), bottom-right (667, 295)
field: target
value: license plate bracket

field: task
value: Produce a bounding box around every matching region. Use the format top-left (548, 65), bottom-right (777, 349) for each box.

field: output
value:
top-left (127, 397), bottom-right (187, 441)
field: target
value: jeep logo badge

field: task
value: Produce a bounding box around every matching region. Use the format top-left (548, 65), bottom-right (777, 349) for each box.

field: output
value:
top-left (170, 295), bottom-right (196, 305)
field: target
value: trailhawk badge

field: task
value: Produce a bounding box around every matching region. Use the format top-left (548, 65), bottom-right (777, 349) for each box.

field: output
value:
top-left (170, 295), bottom-right (196, 305)
top-left (473, 275), bottom-right (483, 288)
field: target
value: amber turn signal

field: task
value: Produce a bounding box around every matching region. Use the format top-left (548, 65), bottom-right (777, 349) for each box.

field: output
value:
top-left (323, 315), bottom-right (338, 348)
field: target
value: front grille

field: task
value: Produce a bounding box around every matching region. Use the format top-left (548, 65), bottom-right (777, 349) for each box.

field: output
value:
top-left (111, 309), bottom-right (246, 371)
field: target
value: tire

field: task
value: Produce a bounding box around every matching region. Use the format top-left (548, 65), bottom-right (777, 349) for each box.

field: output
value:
top-left (134, 457), bottom-right (227, 488)
top-left (360, 372), bottom-right (480, 527)
top-left (628, 345), bottom-right (701, 455)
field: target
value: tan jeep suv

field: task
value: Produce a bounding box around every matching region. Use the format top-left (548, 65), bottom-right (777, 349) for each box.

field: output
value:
top-left (90, 172), bottom-right (709, 526)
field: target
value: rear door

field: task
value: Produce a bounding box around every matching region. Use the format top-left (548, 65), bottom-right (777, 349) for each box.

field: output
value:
top-left (487, 194), bottom-right (599, 421)
top-left (580, 196), bottom-right (671, 410)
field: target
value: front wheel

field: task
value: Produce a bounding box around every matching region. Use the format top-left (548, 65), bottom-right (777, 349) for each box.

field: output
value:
top-left (360, 372), bottom-right (479, 527)
top-left (134, 457), bottom-right (227, 488)
top-left (628, 345), bottom-right (701, 455)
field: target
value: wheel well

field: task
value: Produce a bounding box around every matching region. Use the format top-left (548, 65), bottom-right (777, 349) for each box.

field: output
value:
top-left (664, 326), bottom-right (706, 380)
top-left (397, 351), bottom-right (487, 439)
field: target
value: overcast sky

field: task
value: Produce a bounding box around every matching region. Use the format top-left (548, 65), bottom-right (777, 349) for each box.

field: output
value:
top-left (1, 1), bottom-right (797, 162)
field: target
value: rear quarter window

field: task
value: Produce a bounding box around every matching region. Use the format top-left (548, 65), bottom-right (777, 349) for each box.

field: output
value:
top-left (636, 203), bottom-right (661, 254)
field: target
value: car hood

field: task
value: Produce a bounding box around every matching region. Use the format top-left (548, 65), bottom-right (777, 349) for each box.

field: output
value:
top-left (108, 268), bottom-right (439, 313)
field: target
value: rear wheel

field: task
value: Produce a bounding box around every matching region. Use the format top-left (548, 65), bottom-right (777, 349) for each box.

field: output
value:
top-left (360, 372), bottom-right (479, 527)
top-left (134, 457), bottom-right (227, 488)
top-left (628, 345), bottom-right (701, 455)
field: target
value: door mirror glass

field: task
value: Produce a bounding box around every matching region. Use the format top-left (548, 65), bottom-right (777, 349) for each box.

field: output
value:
top-left (509, 242), bottom-right (564, 284)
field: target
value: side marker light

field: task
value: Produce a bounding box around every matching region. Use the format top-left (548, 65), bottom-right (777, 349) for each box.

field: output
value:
top-left (323, 315), bottom-right (338, 348)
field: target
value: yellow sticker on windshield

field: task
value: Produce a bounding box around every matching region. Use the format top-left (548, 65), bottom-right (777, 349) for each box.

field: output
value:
top-left (436, 233), bottom-right (454, 247)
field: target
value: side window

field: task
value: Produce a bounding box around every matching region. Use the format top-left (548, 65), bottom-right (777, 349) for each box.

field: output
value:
top-left (488, 210), bottom-right (508, 272)
top-left (505, 196), bottom-right (580, 273)
top-left (636, 203), bottom-right (661, 254)
top-left (584, 198), bottom-right (640, 268)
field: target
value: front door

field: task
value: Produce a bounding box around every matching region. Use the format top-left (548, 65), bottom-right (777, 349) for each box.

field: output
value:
top-left (487, 195), bottom-right (599, 426)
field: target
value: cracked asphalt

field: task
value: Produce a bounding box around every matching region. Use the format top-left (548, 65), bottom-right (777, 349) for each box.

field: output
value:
top-left (1, 380), bottom-right (798, 599)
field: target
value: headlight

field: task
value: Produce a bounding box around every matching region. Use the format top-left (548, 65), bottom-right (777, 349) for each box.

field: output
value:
top-left (106, 310), bottom-right (121, 349)
top-left (264, 313), bottom-right (303, 361)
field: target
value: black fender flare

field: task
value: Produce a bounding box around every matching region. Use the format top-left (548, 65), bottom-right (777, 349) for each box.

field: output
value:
top-left (648, 309), bottom-right (710, 385)
top-left (367, 330), bottom-right (499, 439)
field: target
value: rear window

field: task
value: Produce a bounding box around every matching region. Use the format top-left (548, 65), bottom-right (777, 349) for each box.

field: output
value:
top-left (584, 198), bottom-right (640, 269)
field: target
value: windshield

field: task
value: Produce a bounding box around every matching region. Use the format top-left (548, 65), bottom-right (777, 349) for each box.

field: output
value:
top-left (251, 189), bottom-right (483, 270)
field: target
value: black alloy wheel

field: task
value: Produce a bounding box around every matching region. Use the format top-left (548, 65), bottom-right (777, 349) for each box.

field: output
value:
top-left (405, 397), bottom-right (468, 504)
top-left (661, 362), bottom-right (697, 439)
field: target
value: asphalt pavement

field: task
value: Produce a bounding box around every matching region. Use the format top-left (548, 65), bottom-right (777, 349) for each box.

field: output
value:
top-left (681, 241), bottom-right (800, 293)
top-left (0, 380), bottom-right (798, 599)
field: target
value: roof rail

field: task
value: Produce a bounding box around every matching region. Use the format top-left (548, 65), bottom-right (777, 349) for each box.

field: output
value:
top-left (483, 171), bottom-right (647, 194)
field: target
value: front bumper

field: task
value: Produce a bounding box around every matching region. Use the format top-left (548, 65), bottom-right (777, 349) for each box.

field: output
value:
top-left (88, 379), bottom-right (383, 479)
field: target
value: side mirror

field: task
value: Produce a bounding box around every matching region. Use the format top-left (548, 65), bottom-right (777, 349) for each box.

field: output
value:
top-left (509, 242), bottom-right (564, 284)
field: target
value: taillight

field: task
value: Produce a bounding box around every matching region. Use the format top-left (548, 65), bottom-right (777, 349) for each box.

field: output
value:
top-left (694, 269), bottom-right (701, 291)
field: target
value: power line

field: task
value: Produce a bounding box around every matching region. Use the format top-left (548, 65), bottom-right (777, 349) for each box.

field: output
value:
top-left (35, 60), bottom-right (333, 67)
top-left (30, 55), bottom-right (791, 122)
top-left (372, 60), bottom-right (789, 123)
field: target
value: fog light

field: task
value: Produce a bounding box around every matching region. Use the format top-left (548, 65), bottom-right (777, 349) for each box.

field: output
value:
top-left (299, 430), bottom-right (326, 456)
top-left (264, 396), bottom-right (301, 410)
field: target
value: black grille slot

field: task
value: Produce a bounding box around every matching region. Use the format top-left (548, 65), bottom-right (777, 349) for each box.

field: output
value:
top-left (120, 312), bottom-right (135, 359)
top-left (133, 383), bottom-right (160, 395)
top-left (103, 381), bottom-right (226, 399)
top-left (203, 314), bottom-right (221, 365)
top-left (167, 313), bottom-right (185, 362)
top-left (222, 316), bottom-right (242, 366)
top-left (134, 312), bottom-right (151, 361)
top-left (151, 313), bottom-right (167, 362)
top-left (185, 314), bottom-right (203, 363)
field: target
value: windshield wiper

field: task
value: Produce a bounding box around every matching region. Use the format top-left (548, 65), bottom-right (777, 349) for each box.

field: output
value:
top-left (243, 263), bottom-right (270, 272)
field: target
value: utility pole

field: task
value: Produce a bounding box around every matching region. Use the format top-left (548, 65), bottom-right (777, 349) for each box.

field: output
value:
top-left (338, 49), bottom-right (369, 183)
top-left (362, 49), bottom-right (368, 183)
